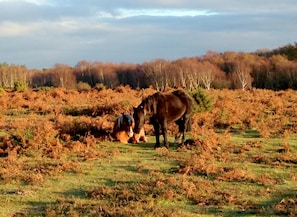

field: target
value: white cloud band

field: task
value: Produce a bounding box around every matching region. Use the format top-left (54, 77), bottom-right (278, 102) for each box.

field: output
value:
top-left (97, 8), bottom-right (218, 19)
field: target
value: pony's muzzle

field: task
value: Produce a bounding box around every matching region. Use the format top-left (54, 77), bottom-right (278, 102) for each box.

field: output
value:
top-left (127, 127), bottom-right (134, 137)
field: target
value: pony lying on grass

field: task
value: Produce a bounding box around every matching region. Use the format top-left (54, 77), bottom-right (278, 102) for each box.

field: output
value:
top-left (112, 113), bottom-right (134, 144)
top-left (130, 126), bottom-right (148, 144)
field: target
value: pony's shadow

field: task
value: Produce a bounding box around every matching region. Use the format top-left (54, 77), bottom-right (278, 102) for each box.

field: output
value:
top-left (128, 141), bottom-right (155, 150)
top-left (129, 141), bottom-right (180, 150)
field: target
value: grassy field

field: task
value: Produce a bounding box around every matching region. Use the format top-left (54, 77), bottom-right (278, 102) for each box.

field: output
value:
top-left (1, 133), bottom-right (296, 217)
top-left (0, 87), bottom-right (297, 216)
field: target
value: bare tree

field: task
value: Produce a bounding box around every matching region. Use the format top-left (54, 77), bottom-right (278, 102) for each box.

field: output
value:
top-left (233, 60), bottom-right (253, 90)
top-left (0, 63), bottom-right (28, 88)
top-left (172, 59), bottom-right (188, 88)
top-left (50, 64), bottom-right (76, 88)
top-left (75, 60), bottom-right (95, 86)
top-left (173, 58), bottom-right (201, 90)
top-left (141, 59), bottom-right (168, 91)
top-left (0, 63), bottom-right (10, 88)
top-left (198, 61), bottom-right (217, 90)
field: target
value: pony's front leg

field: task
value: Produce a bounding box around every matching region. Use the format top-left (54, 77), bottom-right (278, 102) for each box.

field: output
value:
top-left (153, 122), bottom-right (161, 148)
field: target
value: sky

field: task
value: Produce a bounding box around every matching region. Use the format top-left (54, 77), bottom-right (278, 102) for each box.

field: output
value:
top-left (0, 0), bottom-right (296, 69)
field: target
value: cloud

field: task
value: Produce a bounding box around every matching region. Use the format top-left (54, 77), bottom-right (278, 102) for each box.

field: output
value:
top-left (0, 0), bottom-right (53, 6)
top-left (0, 21), bottom-right (34, 36)
top-left (100, 8), bottom-right (219, 19)
top-left (0, 0), bottom-right (297, 69)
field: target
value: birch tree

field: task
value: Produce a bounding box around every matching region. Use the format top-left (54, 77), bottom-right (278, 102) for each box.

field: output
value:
top-left (233, 60), bottom-right (253, 90)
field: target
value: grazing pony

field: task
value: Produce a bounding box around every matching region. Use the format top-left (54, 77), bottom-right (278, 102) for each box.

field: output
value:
top-left (112, 113), bottom-right (134, 144)
top-left (133, 89), bottom-right (193, 149)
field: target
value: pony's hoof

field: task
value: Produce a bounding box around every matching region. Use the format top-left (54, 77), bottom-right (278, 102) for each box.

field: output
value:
top-left (154, 145), bottom-right (161, 149)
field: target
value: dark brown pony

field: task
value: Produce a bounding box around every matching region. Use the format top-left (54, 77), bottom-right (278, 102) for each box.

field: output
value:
top-left (112, 113), bottom-right (134, 144)
top-left (133, 89), bottom-right (194, 149)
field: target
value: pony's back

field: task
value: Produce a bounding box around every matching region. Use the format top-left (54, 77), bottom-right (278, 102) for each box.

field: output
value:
top-left (172, 89), bottom-right (194, 111)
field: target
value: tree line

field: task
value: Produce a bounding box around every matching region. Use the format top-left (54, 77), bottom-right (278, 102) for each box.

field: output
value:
top-left (1, 43), bottom-right (297, 91)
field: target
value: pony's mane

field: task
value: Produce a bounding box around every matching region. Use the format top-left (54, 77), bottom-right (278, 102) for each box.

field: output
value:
top-left (141, 93), bottom-right (159, 114)
top-left (117, 113), bottom-right (134, 129)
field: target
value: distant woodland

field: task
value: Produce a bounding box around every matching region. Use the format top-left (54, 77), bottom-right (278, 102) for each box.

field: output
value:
top-left (1, 43), bottom-right (297, 91)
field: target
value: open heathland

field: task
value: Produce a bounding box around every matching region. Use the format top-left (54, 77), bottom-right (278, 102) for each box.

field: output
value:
top-left (0, 86), bottom-right (296, 216)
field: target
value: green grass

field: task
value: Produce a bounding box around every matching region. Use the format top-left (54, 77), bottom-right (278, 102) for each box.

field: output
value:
top-left (1, 133), bottom-right (297, 216)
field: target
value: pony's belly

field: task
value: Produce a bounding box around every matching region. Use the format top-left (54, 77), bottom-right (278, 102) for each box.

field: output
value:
top-left (166, 108), bottom-right (186, 122)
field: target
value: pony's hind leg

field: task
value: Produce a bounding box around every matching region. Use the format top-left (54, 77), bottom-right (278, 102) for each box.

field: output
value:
top-left (174, 132), bottom-right (181, 144)
top-left (179, 115), bottom-right (191, 147)
top-left (175, 118), bottom-right (185, 145)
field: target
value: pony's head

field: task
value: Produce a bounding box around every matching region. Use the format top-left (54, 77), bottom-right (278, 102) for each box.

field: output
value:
top-left (133, 105), bottom-right (146, 134)
top-left (133, 93), bottom-right (158, 134)
top-left (117, 113), bottom-right (134, 138)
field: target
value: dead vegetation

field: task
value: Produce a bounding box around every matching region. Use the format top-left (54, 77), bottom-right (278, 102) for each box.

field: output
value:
top-left (0, 86), bottom-right (297, 216)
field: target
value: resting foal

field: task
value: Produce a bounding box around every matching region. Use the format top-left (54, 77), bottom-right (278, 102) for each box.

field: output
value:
top-left (112, 113), bottom-right (134, 144)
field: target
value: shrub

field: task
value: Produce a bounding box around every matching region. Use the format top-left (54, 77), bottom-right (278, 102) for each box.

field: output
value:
top-left (14, 81), bottom-right (28, 92)
top-left (94, 83), bottom-right (106, 91)
top-left (35, 86), bottom-right (52, 92)
top-left (76, 81), bottom-right (91, 91)
top-left (191, 88), bottom-right (213, 113)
